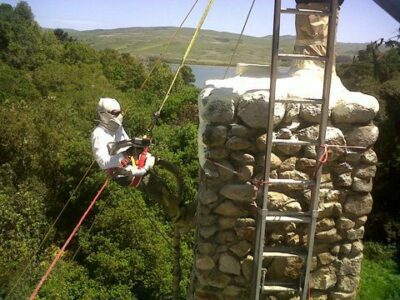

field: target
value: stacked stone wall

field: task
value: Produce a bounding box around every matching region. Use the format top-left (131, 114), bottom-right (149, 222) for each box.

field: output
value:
top-left (192, 81), bottom-right (379, 300)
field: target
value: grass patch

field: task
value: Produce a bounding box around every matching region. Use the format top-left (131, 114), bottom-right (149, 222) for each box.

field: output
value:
top-left (67, 27), bottom-right (366, 65)
top-left (357, 242), bottom-right (400, 300)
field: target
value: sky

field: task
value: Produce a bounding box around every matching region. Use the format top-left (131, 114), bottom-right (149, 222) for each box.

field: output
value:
top-left (1, 0), bottom-right (399, 43)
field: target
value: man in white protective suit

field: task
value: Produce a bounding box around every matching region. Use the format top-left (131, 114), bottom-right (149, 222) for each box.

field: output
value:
top-left (91, 97), bottom-right (156, 187)
top-left (91, 97), bottom-right (195, 231)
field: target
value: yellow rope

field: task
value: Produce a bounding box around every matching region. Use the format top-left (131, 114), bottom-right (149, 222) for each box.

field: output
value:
top-left (156, 0), bottom-right (215, 115)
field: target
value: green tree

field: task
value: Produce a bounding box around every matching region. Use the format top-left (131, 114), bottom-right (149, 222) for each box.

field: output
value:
top-left (53, 28), bottom-right (76, 43)
top-left (0, 2), bottom-right (199, 299)
top-left (14, 1), bottom-right (34, 23)
top-left (100, 50), bottom-right (146, 91)
top-left (78, 188), bottom-right (178, 299)
top-left (0, 1), bottom-right (46, 69)
top-left (0, 4), bottom-right (13, 51)
top-left (338, 34), bottom-right (400, 251)
top-left (180, 65), bottom-right (195, 85)
top-left (0, 61), bottom-right (40, 102)
top-left (62, 42), bottom-right (99, 65)
top-left (0, 166), bottom-right (49, 298)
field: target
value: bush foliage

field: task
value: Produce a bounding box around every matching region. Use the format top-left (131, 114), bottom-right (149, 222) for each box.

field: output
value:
top-left (0, 2), bottom-right (198, 299)
top-left (1, 1), bottom-right (399, 299)
top-left (338, 33), bottom-right (400, 252)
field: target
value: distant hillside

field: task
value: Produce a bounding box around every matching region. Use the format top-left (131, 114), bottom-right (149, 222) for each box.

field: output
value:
top-left (68, 27), bottom-right (366, 66)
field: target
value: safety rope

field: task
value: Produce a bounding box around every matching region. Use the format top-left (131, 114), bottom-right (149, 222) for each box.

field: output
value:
top-left (29, 179), bottom-right (110, 300)
top-left (5, 160), bottom-right (96, 300)
top-left (140, 0), bottom-right (200, 90)
top-left (223, 0), bottom-right (257, 79)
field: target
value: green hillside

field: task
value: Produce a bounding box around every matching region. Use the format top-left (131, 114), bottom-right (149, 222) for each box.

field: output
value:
top-left (68, 27), bottom-right (366, 65)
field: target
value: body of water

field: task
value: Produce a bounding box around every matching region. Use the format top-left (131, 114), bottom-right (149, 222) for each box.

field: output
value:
top-left (172, 64), bottom-right (290, 88)
top-left (171, 64), bottom-right (236, 88)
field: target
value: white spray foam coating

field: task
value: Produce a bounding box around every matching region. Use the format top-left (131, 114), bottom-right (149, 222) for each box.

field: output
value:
top-left (198, 66), bottom-right (379, 168)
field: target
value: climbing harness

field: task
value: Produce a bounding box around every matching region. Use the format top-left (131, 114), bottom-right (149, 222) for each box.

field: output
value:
top-left (223, 0), bottom-right (257, 79)
top-left (107, 137), bottom-right (150, 187)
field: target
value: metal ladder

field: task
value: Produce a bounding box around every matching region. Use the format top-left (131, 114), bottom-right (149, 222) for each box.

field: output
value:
top-left (251, 1), bottom-right (339, 299)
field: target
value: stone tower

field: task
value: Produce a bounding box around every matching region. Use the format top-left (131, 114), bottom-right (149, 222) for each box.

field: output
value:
top-left (191, 62), bottom-right (379, 299)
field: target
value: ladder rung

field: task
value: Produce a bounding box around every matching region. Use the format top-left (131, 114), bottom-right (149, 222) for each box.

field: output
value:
top-left (264, 210), bottom-right (311, 217)
top-left (263, 281), bottom-right (299, 293)
top-left (278, 53), bottom-right (328, 62)
top-left (275, 97), bottom-right (323, 104)
top-left (263, 247), bottom-right (307, 259)
top-left (268, 178), bottom-right (315, 186)
top-left (265, 211), bottom-right (310, 217)
top-left (272, 139), bottom-right (317, 146)
top-left (281, 8), bottom-right (331, 16)
top-left (265, 215), bottom-right (311, 223)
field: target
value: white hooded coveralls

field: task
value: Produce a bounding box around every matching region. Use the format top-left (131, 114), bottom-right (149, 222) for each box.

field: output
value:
top-left (91, 124), bottom-right (130, 170)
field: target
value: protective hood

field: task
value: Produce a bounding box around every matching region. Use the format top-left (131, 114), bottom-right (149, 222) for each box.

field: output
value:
top-left (97, 98), bottom-right (124, 132)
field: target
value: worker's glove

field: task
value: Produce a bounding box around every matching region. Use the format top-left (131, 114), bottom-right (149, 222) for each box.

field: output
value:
top-left (124, 164), bottom-right (147, 177)
top-left (125, 137), bottom-right (151, 156)
top-left (125, 146), bottom-right (140, 158)
top-left (143, 154), bottom-right (156, 172)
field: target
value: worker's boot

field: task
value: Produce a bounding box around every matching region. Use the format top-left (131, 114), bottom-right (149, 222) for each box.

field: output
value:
top-left (294, 2), bottom-right (331, 69)
top-left (173, 200), bottom-right (197, 234)
top-left (142, 171), bottom-right (196, 233)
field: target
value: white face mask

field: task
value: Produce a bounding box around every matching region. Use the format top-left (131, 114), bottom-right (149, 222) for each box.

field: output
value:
top-left (97, 98), bottom-right (124, 132)
top-left (100, 111), bottom-right (123, 132)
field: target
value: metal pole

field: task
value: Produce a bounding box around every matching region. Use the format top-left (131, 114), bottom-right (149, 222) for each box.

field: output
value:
top-left (300, 1), bottom-right (339, 299)
top-left (250, 0), bottom-right (281, 299)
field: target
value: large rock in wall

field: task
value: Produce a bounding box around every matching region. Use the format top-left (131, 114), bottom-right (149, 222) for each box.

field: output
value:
top-left (191, 65), bottom-right (379, 300)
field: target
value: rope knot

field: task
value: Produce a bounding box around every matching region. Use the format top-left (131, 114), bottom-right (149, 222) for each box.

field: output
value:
top-left (319, 144), bottom-right (329, 164)
top-left (251, 179), bottom-right (269, 188)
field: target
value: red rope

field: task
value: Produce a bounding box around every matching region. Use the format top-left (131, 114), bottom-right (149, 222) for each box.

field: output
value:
top-left (29, 179), bottom-right (110, 300)
top-left (251, 178), bottom-right (270, 187)
top-left (319, 144), bottom-right (329, 164)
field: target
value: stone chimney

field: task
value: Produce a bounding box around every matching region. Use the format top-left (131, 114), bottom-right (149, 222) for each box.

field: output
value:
top-left (190, 2), bottom-right (377, 300)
